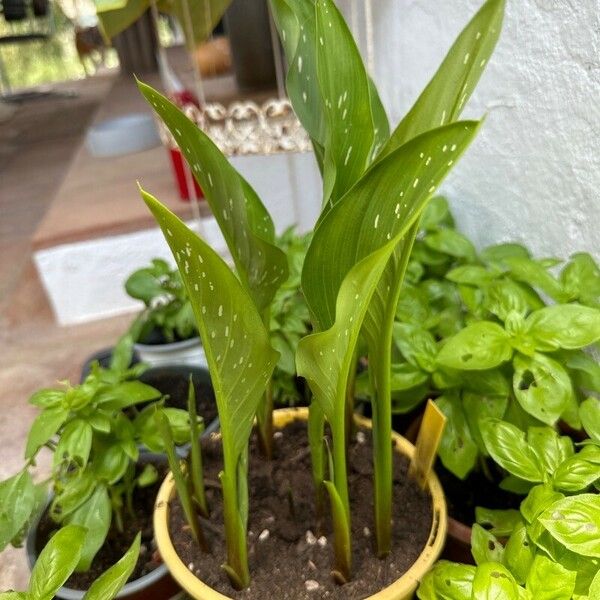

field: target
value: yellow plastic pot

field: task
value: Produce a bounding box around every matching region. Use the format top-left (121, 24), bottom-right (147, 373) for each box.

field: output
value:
top-left (154, 407), bottom-right (447, 599)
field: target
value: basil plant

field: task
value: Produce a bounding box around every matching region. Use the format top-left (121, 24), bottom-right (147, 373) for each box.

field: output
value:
top-left (138, 0), bottom-right (506, 588)
top-left (0, 526), bottom-right (140, 600)
top-left (418, 420), bottom-right (600, 600)
top-left (0, 336), bottom-right (190, 572)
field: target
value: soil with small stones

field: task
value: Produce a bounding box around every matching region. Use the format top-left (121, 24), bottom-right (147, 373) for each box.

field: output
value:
top-left (436, 461), bottom-right (521, 526)
top-left (140, 369), bottom-right (218, 425)
top-left (36, 461), bottom-right (167, 590)
top-left (168, 418), bottom-right (433, 599)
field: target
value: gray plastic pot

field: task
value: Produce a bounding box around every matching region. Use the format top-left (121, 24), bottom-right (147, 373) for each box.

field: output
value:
top-left (134, 336), bottom-right (207, 368)
top-left (26, 456), bottom-right (181, 600)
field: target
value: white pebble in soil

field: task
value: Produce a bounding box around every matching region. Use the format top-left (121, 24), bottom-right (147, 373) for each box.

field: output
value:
top-left (274, 431), bottom-right (284, 439)
top-left (258, 529), bottom-right (270, 542)
top-left (356, 431), bottom-right (366, 444)
top-left (363, 527), bottom-right (371, 537)
top-left (188, 562), bottom-right (194, 571)
top-left (317, 536), bottom-right (327, 547)
top-left (305, 580), bottom-right (320, 592)
top-left (306, 530), bottom-right (317, 545)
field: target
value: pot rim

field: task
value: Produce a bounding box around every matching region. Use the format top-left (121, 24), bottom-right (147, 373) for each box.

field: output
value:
top-left (134, 336), bottom-right (202, 353)
top-left (154, 406), bottom-right (447, 600)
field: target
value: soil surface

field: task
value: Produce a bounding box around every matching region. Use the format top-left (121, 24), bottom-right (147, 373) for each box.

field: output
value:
top-left (140, 368), bottom-right (218, 425)
top-left (36, 462), bottom-right (167, 590)
top-left (436, 461), bottom-right (521, 525)
top-left (168, 419), bottom-right (434, 599)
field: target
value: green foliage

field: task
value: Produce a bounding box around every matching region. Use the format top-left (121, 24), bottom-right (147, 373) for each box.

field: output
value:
top-left (96, 0), bottom-right (230, 47)
top-left (0, 526), bottom-right (140, 600)
top-left (419, 435), bottom-right (600, 598)
top-left (126, 258), bottom-right (197, 344)
top-left (141, 189), bottom-right (278, 588)
top-left (0, 336), bottom-right (175, 571)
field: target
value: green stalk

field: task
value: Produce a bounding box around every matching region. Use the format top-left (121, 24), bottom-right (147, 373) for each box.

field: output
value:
top-left (187, 378), bottom-right (209, 517)
top-left (308, 401), bottom-right (326, 531)
top-left (255, 380), bottom-right (274, 460)
top-left (219, 465), bottom-right (250, 589)
top-left (155, 410), bottom-right (208, 552)
top-left (369, 224), bottom-right (420, 557)
top-left (345, 348), bottom-right (358, 448)
top-left (256, 308), bottom-right (274, 459)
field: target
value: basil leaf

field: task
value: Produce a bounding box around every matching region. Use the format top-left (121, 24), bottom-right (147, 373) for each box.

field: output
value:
top-left (552, 457), bottom-right (600, 492)
top-left (538, 494), bottom-right (600, 558)
top-left (471, 524), bottom-right (504, 566)
top-left (520, 484), bottom-right (564, 524)
top-left (82, 532), bottom-right (140, 600)
top-left (503, 524), bottom-right (534, 584)
top-left (28, 525), bottom-right (85, 600)
top-left (53, 419), bottom-right (93, 470)
top-left (436, 393), bottom-right (478, 479)
top-left (25, 407), bottom-right (69, 460)
top-left (0, 470), bottom-right (39, 550)
top-left (580, 397), bottom-right (600, 442)
top-left (437, 321), bottom-right (513, 370)
top-left (446, 265), bottom-right (496, 287)
top-left (66, 485), bottom-right (112, 571)
top-left (420, 196), bottom-right (454, 230)
top-left (95, 381), bottom-right (160, 410)
top-left (560, 252), bottom-right (600, 305)
top-left (480, 243), bottom-right (530, 268)
top-left (480, 418), bottom-right (545, 482)
top-left (526, 304), bottom-right (600, 351)
top-left (463, 392), bottom-right (509, 455)
top-left (527, 426), bottom-right (573, 476)
top-left (29, 388), bottom-right (64, 408)
top-left (505, 256), bottom-right (566, 302)
top-left (475, 507), bottom-right (522, 537)
top-left (512, 353), bottom-right (573, 425)
top-left (424, 228), bottom-right (477, 262)
top-left (472, 562), bottom-right (520, 599)
top-left (392, 322), bottom-right (438, 372)
top-left (525, 554), bottom-right (576, 600)
top-left (417, 560), bottom-right (475, 600)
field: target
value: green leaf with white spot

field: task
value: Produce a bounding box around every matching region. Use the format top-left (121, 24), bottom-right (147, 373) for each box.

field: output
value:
top-left (379, 0), bottom-right (505, 154)
top-left (303, 121), bottom-right (481, 330)
top-left (138, 82), bottom-right (288, 314)
top-left (538, 494), bottom-right (600, 558)
top-left (141, 189), bottom-right (277, 587)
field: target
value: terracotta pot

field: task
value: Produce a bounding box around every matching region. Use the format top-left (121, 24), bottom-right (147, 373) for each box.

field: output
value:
top-left (154, 407), bottom-right (447, 599)
top-left (443, 517), bottom-right (473, 564)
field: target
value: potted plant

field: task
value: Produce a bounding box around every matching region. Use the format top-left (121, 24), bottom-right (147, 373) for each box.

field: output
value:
top-left (0, 338), bottom-right (197, 599)
top-left (129, 0), bottom-right (512, 596)
top-left (125, 258), bottom-right (207, 368)
top-left (1, 525), bottom-right (141, 600)
top-left (417, 419), bottom-right (600, 598)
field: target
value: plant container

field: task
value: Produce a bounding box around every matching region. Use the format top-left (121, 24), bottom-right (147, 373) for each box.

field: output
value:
top-left (154, 407), bottom-right (447, 600)
top-left (134, 335), bottom-right (207, 368)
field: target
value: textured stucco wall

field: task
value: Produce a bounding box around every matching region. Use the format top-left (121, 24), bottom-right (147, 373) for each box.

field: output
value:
top-left (360, 0), bottom-right (599, 260)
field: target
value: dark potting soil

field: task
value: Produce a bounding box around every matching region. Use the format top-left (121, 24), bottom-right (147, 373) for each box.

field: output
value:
top-left (141, 370), bottom-right (218, 425)
top-left (168, 420), bottom-right (434, 599)
top-left (435, 461), bottom-right (521, 526)
top-left (36, 463), bottom-right (168, 590)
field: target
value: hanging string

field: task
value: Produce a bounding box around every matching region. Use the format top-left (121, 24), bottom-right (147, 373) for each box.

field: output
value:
top-left (364, 0), bottom-right (375, 75)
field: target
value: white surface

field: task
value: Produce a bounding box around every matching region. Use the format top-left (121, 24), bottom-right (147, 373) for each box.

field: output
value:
top-left (345, 0), bottom-right (599, 261)
top-left (35, 152), bottom-right (320, 325)
top-left (85, 113), bottom-right (161, 157)
top-left (135, 337), bottom-right (207, 368)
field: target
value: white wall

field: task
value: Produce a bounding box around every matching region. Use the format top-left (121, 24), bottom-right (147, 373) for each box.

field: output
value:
top-left (355, 0), bottom-right (599, 261)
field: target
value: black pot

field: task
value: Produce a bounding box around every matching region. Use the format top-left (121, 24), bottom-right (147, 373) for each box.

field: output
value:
top-left (26, 456), bottom-right (181, 600)
top-left (139, 365), bottom-right (220, 445)
top-left (79, 346), bottom-right (140, 382)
